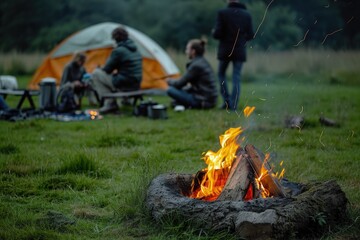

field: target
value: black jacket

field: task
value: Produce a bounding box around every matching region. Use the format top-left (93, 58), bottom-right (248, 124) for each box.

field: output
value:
top-left (103, 38), bottom-right (142, 90)
top-left (213, 2), bottom-right (254, 61)
top-left (168, 56), bottom-right (218, 107)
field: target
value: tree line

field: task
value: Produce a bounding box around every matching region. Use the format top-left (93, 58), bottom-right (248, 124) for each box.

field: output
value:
top-left (0, 0), bottom-right (358, 53)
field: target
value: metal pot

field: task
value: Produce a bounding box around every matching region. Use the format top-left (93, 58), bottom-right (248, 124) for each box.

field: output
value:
top-left (134, 100), bottom-right (158, 117)
top-left (39, 78), bottom-right (57, 111)
top-left (148, 104), bottom-right (167, 119)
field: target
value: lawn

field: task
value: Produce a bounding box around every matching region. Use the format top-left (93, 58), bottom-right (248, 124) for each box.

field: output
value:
top-left (1, 53), bottom-right (360, 239)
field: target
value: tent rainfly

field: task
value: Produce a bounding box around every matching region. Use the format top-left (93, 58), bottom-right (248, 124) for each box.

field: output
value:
top-left (28, 22), bottom-right (180, 90)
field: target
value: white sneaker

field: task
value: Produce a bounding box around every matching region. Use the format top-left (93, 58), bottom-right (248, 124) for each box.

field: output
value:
top-left (174, 105), bottom-right (185, 112)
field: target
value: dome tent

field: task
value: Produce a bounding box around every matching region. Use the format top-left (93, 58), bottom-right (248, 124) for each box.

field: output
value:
top-left (28, 22), bottom-right (180, 90)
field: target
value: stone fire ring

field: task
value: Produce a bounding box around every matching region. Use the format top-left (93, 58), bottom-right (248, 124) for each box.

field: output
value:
top-left (146, 173), bottom-right (349, 239)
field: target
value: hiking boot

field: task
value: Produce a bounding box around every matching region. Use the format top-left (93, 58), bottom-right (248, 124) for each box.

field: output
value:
top-left (99, 100), bottom-right (118, 114)
top-left (87, 90), bottom-right (99, 106)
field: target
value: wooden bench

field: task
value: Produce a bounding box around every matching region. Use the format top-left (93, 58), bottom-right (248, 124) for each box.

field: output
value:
top-left (0, 89), bottom-right (40, 110)
top-left (100, 89), bottom-right (166, 111)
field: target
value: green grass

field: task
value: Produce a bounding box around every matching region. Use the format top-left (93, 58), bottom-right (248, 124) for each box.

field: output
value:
top-left (1, 60), bottom-right (360, 239)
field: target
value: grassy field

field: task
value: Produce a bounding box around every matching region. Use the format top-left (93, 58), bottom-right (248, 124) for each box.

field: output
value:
top-left (1, 50), bottom-right (360, 239)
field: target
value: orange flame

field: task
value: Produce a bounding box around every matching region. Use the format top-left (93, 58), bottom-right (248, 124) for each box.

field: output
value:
top-left (243, 184), bottom-right (254, 201)
top-left (244, 106), bottom-right (255, 117)
top-left (190, 127), bottom-right (244, 200)
top-left (86, 110), bottom-right (100, 120)
top-left (190, 106), bottom-right (257, 201)
top-left (255, 154), bottom-right (286, 198)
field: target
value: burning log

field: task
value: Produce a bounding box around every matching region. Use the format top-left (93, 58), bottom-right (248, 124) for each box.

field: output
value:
top-left (245, 144), bottom-right (285, 198)
top-left (197, 145), bottom-right (284, 202)
top-left (217, 149), bottom-right (258, 201)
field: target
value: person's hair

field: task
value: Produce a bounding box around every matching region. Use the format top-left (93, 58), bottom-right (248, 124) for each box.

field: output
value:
top-left (188, 38), bottom-right (207, 56)
top-left (73, 51), bottom-right (86, 63)
top-left (112, 27), bottom-right (129, 42)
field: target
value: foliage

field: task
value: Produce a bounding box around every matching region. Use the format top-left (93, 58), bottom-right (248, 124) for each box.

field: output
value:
top-left (30, 19), bottom-right (86, 51)
top-left (142, 1), bottom-right (223, 49)
top-left (0, 0), bottom-right (359, 52)
top-left (248, 2), bottom-right (302, 50)
top-left (311, 212), bottom-right (327, 227)
top-left (267, 0), bottom-right (360, 48)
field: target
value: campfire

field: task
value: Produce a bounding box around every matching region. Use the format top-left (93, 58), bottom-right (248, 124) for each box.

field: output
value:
top-left (146, 106), bottom-right (349, 239)
top-left (189, 107), bottom-right (285, 202)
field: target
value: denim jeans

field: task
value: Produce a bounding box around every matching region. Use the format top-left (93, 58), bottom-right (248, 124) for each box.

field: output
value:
top-left (218, 60), bottom-right (243, 110)
top-left (0, 96), bottom-right (9, 110)
top-left (167, 86), bottom-right (200, 108)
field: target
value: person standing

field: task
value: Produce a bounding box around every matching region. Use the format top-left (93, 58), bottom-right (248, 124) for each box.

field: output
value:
top-left (166, 39), bottom-right (218, 109)
top-left (212, 0), bottom-right (254, 111)
top-left (91, 27), bottom-right (142, 114)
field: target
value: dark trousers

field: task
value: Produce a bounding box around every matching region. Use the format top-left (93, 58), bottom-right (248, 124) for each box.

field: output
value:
top-left (167, 87), bottom-right (201, 108)
top-left (218, 60), bottom-right (243, 110)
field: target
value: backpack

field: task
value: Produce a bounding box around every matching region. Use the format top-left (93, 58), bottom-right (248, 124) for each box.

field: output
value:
top-left (56, 87), bottom-right (77, 113)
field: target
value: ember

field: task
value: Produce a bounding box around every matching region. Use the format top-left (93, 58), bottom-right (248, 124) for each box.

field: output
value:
top-left (85, 109), bottom-right (101, 120)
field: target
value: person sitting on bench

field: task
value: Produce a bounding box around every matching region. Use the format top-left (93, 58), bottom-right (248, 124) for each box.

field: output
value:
top-left (91, 27), bottom-right (143, 114)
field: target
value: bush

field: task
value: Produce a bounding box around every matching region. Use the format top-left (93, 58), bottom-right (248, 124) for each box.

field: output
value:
top-left (7, 59), bottom-right (28, 75)
top-left (330, 71), bottom-right (360, 86)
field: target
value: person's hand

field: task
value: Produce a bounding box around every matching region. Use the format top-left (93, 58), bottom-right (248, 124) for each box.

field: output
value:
top-left (73, 80), bottom-right (83, 88)
top-left (167, 78), bottom-right (176, 87)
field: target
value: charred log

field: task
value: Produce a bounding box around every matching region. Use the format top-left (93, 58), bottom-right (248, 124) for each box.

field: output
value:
top-left (319, 116), bottom-right (340, 127)
top-left (217, 151), bottom-right (259, 201)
